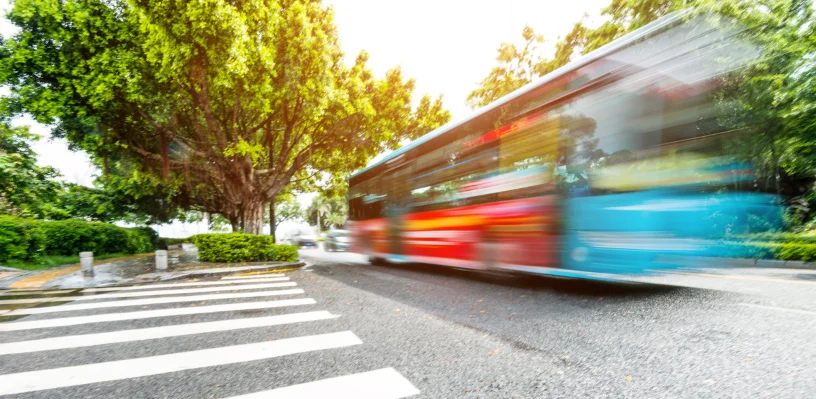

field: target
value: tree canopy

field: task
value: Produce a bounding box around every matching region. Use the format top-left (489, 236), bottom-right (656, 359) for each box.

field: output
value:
top-left (0, 122), bottom-right (62, 218)
top-left (0, 0), bottom-right (450, 233)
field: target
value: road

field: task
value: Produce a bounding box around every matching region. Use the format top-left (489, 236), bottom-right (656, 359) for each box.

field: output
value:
top-left (1, 249), bottom-right (814, 398)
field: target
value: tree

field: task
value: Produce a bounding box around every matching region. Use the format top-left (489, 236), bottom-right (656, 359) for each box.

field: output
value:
top-left (307, 194), bottom-right (346, 231)
top-left (266, 193), bottom-right (303, 233)
top-left (0, 122), bottom-right (63, 218)
top-left (0, 0), bottom-right (451, 234)
top-left (466, 26), bottom-right (547, 108)
top-left (467, 0), bottom-right (681, 107)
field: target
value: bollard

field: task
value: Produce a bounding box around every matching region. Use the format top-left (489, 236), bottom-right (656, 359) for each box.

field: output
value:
top-left (79, 252), bottom-right (94, 276)
top-left (155, 250), bottom-right (168, 271)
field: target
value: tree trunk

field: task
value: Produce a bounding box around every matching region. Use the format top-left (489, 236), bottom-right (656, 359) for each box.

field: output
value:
top-left (229, 217), bottom-right (239, 233)
top-left (269, 199), bottom-right (276, 242)
top-left (243, 201), bottom-right (265, 235)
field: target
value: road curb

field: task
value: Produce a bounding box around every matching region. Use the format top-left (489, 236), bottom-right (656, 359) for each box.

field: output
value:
top-left (730, 258), bottom-right (816, 270)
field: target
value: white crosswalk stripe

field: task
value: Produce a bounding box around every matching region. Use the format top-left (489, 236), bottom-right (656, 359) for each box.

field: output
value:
top-left (83, 276), bottom-right (289, 292)
top-left (0, 298), bottom-right (317, 331)
top-left (3, 288), bottom-right (305, 315)
top-left (222, 274), bottom-right (285, 280)
top-left (0, 289), bottom-right (76, 296)
top-left (227, 368), bottom-right (419, 399)
top-left (0, 282), bottom-right (298, 305)
top-left (0, 331), bottom-right (363, 396)
top-left (0, 311), bottom-right (340, 355)
top-left (0, 276), bottom-right (420, 398)
top-left (224, 368), bottom-right (420, 399)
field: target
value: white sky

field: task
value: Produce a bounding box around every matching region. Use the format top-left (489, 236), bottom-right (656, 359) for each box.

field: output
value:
top-left (1, 0), bottom-right (608, 234)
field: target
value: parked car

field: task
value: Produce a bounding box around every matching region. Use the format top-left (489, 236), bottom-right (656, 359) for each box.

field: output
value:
top-left (284, 227), bottom-right (318, 248)
top-left (325, 229), bottom-right (351, 252)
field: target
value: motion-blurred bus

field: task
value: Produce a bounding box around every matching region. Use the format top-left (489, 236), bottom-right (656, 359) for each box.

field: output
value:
top-left (348, 12), bottom-right (781, 280)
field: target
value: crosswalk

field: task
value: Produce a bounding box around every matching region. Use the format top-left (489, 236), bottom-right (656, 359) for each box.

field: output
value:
top-left (0, 273), bottom-right (420, 398)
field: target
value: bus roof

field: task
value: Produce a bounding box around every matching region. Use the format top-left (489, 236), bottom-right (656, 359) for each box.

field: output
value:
top-left (349, 10), bottom-right (689, 181)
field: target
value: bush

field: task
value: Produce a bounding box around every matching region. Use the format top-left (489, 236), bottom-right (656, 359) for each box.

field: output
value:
top-left (0, 216), bottom-right (155, 263)
top-left (132, 226), bottom-right (160, 249)
top-left (192, 233), bottom-right (298, 263)
top-left (778, 242), bottom-right (816, 262)
top-left (741, 232), bottom-right (816, 244)
top-left (0, 215), bottom-right (45, 262)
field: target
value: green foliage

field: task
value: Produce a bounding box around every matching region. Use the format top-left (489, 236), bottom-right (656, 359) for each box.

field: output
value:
top-left (0, 215), bottom-right (46, 262)
top-left (777, 242), bottom-right (816, 262)
top-left (742, 232), bottom-right (816, 244)
top-left (38, 220), bottom-right (154, 255)
top-left (192, 233), bottom-right (298, 263)
top-left (0, 122), bottom-right (63, 218)
top-left (1, 0), bottom-right (451, 234)
top-left (0, 216), bottom-right (155, 264)
top-left (741, 232), bottom-right (816, 260)
top-left (267, 193), bottom-right (304, 231)
top-left (306, 194), bottom-right (346, 230)
top-left (466, 26), bottom-right (547, 108)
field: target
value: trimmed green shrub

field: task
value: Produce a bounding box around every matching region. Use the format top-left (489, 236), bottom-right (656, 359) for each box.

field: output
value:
top-left (0, 216), bottom-right (155, 263)
top-left (0, 215), bottom-right (45, 262)
top-left (272, 244), bottom-right (299, 262)
top-left (778, 242), bottom-right (816, 262)
top-left (192, 233), bottom-right (298, 263)
top-left (741, 232), bottom-right (816, 244)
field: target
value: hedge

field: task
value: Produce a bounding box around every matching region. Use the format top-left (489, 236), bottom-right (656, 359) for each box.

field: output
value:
top-left (777, 242), bottom-right (816, 262)
top-left (740, 232), bottom-right (816, 262)
top-left (0, 216), bottom-right (46, 262)
top-left (192, 233), bottom-right (298, 263)
top-left (0, 215), bottom-right (155, 263)
top-left (740, 232), bottom-right (816, 244)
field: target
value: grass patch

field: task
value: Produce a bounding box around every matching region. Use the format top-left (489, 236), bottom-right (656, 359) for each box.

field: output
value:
top-left (3, 253), bottom-right (133, 271)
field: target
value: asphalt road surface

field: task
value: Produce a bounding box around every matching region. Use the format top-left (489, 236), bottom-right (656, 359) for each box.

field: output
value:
top-left (1, 248), bottom-right (814, 398)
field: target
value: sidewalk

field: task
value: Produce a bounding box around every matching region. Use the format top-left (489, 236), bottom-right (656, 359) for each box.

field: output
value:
top-left (0, 251), bottom-right (304, 289)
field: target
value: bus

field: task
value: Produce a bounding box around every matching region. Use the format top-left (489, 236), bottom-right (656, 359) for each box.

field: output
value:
top-left (347, 12), bottom-right (781, 280)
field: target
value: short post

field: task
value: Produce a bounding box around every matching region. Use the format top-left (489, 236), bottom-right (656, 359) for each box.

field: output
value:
top-left (79, 252), bottom-right (94, 277)
top-left (155, 250), bottom-right (168, 271)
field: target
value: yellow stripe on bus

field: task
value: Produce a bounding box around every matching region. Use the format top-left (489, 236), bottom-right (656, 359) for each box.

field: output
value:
top-left (405, 216), bottom-right (485, 231)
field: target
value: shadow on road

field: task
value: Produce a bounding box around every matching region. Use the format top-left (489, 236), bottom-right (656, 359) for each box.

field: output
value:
top-left (310, 257), bottom-right (685, 300)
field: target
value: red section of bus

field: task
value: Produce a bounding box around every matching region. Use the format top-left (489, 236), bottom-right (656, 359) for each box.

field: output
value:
top-left (351, 196), bottom-right (557, 268)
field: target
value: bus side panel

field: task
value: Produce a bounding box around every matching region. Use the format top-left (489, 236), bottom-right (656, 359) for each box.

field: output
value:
top-left (402, 196), bottom-right (557, 268)
top-left (350, 218), bottom-right (389, 256)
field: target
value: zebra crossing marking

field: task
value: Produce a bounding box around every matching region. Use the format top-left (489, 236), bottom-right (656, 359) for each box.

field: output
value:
top-left (224, 367), bottom-right (420, 399)
top-left (0, 311), bottom-right (340, 355)
top-left (0, 331), bottom-right (363, 396)
top-left (0, 298), bottom-right (316, 331)
top-left (222, 274), bottom-right (285, 280)
top-left (2, 289), bottom-right (309, 317)
top-left (0, 282), bottom-right (298, 305)
top-left (82, 277), bottom-right (289, 292)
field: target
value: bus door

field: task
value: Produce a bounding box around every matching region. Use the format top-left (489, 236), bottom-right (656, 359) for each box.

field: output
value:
top-left (383, 161), bottom-right (412, 257)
